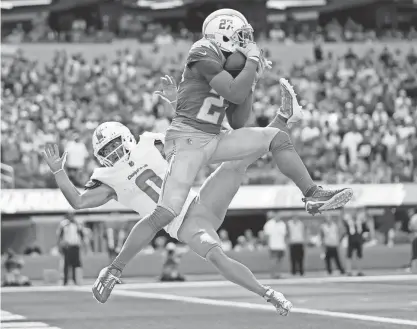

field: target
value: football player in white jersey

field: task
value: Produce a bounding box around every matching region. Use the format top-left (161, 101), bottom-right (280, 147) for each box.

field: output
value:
top-left (43, 122), bottom-right (292, 316)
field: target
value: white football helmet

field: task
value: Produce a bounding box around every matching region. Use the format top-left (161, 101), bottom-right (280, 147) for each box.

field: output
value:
top-left (92, 122), bottom-right (136, 167)
top-left (202, 9), bottom-right (254, 53)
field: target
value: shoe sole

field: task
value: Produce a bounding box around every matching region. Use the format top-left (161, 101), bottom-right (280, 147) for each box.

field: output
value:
top-left (306, 188), bottom-right (353, 213)
top-left (279, 78), bottom-right (303, 124)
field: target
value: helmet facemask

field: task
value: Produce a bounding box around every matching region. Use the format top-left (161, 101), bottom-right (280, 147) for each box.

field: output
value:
top-left (97, 136), bottom-right (130, 167)
top-left (231, 24), bottom-right (254, 49)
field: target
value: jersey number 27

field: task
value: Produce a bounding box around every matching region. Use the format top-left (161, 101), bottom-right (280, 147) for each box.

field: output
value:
top-left (197, 89), bottom-right (226, 124)
top-left (135, 169), bottom-right (162, 203)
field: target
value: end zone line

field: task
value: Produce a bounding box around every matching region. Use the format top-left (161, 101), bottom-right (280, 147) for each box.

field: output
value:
top-left (92, 288), bottom-right (417, 327)
top-left (116, 274), bottom-right (417, 290)
top-left (2, 274), bottom-right (417, 293)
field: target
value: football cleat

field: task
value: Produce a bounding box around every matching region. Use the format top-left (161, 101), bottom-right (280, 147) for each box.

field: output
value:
top-left (263, 288), bottom-right (293, 316)
top-left (279, 78), bottom-right (304, 124)
top-left (92, 266), bottom-right (121, 303)
top-left (303, 187), bottom-right (353, 215)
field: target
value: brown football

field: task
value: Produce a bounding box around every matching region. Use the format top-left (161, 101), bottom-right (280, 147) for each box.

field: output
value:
top-left (224, 51), bottom-right (246, 78)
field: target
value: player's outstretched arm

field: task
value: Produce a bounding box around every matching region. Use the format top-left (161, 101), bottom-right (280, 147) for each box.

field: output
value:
top-left (43, 144), bottom-right (116, 210)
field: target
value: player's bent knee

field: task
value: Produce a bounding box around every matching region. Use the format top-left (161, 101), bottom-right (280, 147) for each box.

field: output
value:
top-left (270, 130), bottom-right (293, 152)
top-left (147, 205), bottom-right (176, 231)
top-left (206, 246), bottom-right (227, 265)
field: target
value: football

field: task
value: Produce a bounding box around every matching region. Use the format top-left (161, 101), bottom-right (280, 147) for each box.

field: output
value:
top-left (224, 51), bottom-right (246, 78)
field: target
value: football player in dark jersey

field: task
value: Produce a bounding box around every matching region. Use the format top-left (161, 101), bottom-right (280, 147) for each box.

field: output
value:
top-left (93, 9), bottom-right (353, 302)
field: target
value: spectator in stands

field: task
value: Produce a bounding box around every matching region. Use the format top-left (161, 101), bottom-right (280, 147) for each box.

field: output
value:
top-left (342, 209), bottom-right (370, 276)
top-left (154, 236), bottom-right (167, 252)
top-left (287, 216), bottom-right (306, 276)
top-left (155, 29), bottom-right (174, 46)
top-left (263, 212), bottom-right (287, 278)
top-left (82, 225), bottom-right (93, 254)
top-left (218, 229), bottom-right (232, 252)
top-left (57, 212), bottom-right (84, 285)
top-left (320, 214), bottom-right (345, 275)
top-left (104, 224), bottom-right (118, 261)
top-left (244, 229), bottom-right (257, 250)
top-left (160, 242), bottom-right (185, 282)
top-left (1, 43), bottom-right (416, 188)
top-left (408, 209), bottom-right (417, 273)
top-left (2, 249), bottom-right (31, 287)
top-left (23, 244), bottom-right (42, 256)
top-left (65, 135), bottom-right (89, 187)
top-left (256, 230), bottom-right (268, 249)
top-left (379, 208), bottom-right (396, 247)
top-left (234, 236), bottom-right (252, 252)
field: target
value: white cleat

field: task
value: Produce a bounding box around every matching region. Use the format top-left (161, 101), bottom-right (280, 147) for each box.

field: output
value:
top-left (263, 288), bottom-right (293, 316)
top-left (279, 78), bottom-right (304, 124)
top-left (92, 267), bottom-right (121, 304)
top-left (303, 187), bottom-right (354, 215)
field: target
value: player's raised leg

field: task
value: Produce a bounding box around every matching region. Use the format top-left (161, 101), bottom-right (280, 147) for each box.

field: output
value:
top-left (277, 78), bottom-right (353, 213)
top-left (179, 160), bottom-right (292, 315)
top-left (210, 80), bottom-right (352, 215)
top-left (180, 113), bottom-right (298, 314)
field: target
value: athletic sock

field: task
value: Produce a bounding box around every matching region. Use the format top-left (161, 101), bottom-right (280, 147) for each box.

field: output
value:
top-left (268, 114), bottom-right (317, 196)
top-left (268, 112), bottom-right (289, 133)
top-left (111, 206), bottom-right (175, 271)
top-left (268, 113), bottom-right (319, 197)
top-left (271, 146), bottom-right (316, 196)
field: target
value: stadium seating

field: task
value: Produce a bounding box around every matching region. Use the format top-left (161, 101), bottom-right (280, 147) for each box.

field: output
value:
top-left (1, 39), bottom-right (416, 188)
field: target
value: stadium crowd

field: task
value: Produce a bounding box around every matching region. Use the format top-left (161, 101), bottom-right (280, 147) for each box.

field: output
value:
top-left (1, 40), bottom-right (417, 188)
top-left (3, 15), bottom-right (417, 44)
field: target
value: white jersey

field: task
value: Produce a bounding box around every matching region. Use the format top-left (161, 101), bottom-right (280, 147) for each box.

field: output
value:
top-left (90, 132), bottom-right (197, 239)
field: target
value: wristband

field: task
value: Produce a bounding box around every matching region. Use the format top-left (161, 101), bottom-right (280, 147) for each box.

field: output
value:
top-left (52, 168), bottom-right (64, 175)
top-left (248, 56), bottom-right (260, 63)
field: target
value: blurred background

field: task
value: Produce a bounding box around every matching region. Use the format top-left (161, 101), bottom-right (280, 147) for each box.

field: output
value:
top-left (1, 0), bottom-right (417, 286)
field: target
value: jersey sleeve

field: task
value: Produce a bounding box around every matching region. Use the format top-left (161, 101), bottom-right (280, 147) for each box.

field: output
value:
top-left (84, 179), bottom-right (103, 190)
top-left (85, 168), bottom-right (106, 190)
top-left (193, 60), bottom-right (224, 83)
top-left (141, 132), bottom-right (165, 145)
top-left (153, 133), bottom-right (165, 146)
top-left (186, 40), bottom-right (223, 67)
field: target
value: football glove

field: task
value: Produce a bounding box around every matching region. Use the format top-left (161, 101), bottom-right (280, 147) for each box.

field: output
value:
top-left (237, 42), bottom-right (261, 62)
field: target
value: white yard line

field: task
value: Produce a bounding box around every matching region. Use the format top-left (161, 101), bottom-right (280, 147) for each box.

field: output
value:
top-left (3, 276), bottom-right (417, 327)
top-left (1, 310), bottom-right (60, 329)
top-left (2, 274), bottom-right (417, 293)
top-left (1, 310), bottom-right (26, 321)
top-left (103, 289), bottom-right (417, 327)
top-left (1, 323), bottom-right (49, 328)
